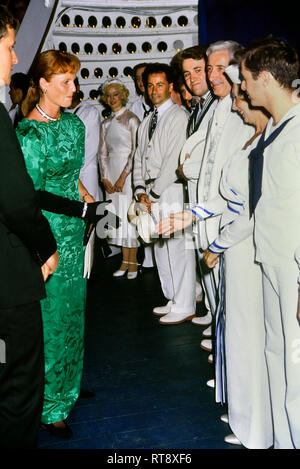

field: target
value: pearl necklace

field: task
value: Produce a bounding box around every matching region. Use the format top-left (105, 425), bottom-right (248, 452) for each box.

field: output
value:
top-left (36, 104), bottom-right (60, 122)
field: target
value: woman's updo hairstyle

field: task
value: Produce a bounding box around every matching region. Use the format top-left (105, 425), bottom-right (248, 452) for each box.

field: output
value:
top-left (100, 79), bottom-right (129, 108)
top-left (22, 50), bottom-right (80, 117)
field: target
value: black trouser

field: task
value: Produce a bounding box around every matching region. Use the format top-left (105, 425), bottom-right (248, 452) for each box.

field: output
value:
top-left (0, 301), bottom-right (44, 449)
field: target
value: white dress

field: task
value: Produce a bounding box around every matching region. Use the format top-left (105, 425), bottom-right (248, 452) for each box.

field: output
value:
top-left (70, 101), bottom-right (102, 200)
top-left (98, 107), bottom-right (140, 248)
top-left (192, 137), bottom-right (273, 449)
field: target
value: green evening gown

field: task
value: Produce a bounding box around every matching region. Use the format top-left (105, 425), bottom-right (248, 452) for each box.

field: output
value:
top-left (16, 112), bottom-right (87, 424)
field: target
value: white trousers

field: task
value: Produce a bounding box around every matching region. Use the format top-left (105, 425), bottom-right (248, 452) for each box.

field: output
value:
top-left (224, 240), bottom-right (272, 449)
top-left (262, 261), bottom-right (300, 449)
top-left (154, 233), bottom-right (196, 314)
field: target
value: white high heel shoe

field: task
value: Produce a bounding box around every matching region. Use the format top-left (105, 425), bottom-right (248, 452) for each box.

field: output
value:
top-left (113, 262), bottom-right (128, 277)
top-left (127, 261), bottom-right (139, 280)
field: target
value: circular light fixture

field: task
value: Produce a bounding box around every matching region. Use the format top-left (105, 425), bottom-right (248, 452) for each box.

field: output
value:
top-left (142, 42), bottom-right (152, 53)
top-left (112, 43), bottom-right (122, 55)
top-left (178, 16), bottom-right (188, 27)
top-left (162, 16), bottom-right (172, 28)
top-left (94, 68), bottom-right (103, 79)
top-left (146, 17), bottom-right (156, 28)
top-left (158, 41), bottom-right (168, 53)
top-left (88, 16), bottom-right (97, 28)
top-left (102, 16), bottom-right (111, 28)
top-left (131, 16), bottom-right (141, 28)
top-left (127, 43), bottom-right (137, 54)
top-left (109, 67), bottom-right (118, 78)
top-left (84, 43), bottom-right (93, 55)
top-left (174, 40), bottom-right (184, 52)
top-left (58, 42), bottom-right (67, 52)
top-left (61, 14), bottom-right (70, 27)
top-left (71, 43), bottom-right (80, 55)
top-left (116, 17), bottom-right (126, 29)
top-left (74, 15), bottom-right (83, 28)
top-left (89, 90), bottom-right (99, 101)
top-left (80, 68), bottom-right (89, 79)
top-left (98, 43), bottom-right (107, 55)
top-left (123, 66), bottom-right (133, 77)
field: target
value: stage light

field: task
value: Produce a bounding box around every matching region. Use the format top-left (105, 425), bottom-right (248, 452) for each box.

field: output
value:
top-left (61, 14), bottom-right (70, 27)
top-left (74, 15), bottom-right (83, 28)
top-left (112, 43), bottom-right (122, 54)
top-left (142, 42), bottom-right (152, 53)
top-left (146, 16), bottom-right (156, 28)
top-left (71, 42), bottom-right (80, 54)
top-left (131, 16), bottom-right (141, 28)
top-left (98, 43), bottom-right (107, 55)
top-left (116, 17), bottom-right (126, 29)
top-left (127, 43), bottom-right (137, 54)
top-left (162, 16), bottom-right (172, 28)
top-left (109, 67), bottom-right (118, 78)
top-left (158, 41), bottom-right (168, 52)
top-left (88, 16), bottom-right (97, 28)
top-left (178, 15), bottom-right (188, 27)
top-left (84, 43), bottom-right (93, 55)
top-left (81, 68), bottom-right (89, 79)
top-left (123, 66), bottom-right (133, 77)
top-left (59, 42), bottom-right (67, 52)
top-left (94, 67), bottom-right (103, 79)
top-left (102, 16), bottom-right (111, 28)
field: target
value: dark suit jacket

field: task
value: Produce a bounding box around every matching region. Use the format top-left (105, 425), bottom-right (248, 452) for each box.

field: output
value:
top-left (0, 103), bottom-right (57, 308)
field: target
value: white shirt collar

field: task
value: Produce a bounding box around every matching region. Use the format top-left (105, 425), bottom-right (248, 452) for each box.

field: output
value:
top-left (155, 98), bottom-right (174, 121)
top-left (112, 106), bottom-right (126, 118)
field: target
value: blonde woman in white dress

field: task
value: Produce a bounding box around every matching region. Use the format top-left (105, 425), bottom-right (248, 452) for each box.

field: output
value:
top-left (98, 80), bottom-right (140, 279)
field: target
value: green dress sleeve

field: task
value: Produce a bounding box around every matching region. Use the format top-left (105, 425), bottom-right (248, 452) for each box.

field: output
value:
top-left (16, 121), bottom-right (48, 191)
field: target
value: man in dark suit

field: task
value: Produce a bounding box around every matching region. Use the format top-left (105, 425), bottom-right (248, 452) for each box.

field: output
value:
top-left (0, 6), bottom-right (58, 448)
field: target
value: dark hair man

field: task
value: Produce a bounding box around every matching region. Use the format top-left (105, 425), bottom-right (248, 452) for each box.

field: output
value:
top-left (177, 45), bottom-right (218, 326)
top-left (0, 5), bottom-right (58, 448)
top-left (241, 36), bottom-right (300, 449)
top-left (133, 63), bottom-right (196, 325)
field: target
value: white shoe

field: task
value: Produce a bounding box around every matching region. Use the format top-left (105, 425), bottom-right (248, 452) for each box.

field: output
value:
top-left (224, 434), bottom-right (242, 445)
top-left (159, 311), bottom-right (195, 325)
top-left (127, 271), bottom-right (138, 280)
top-left (208, 353), bottom-right (213, 364)
top-left (220, 414), bottom-right (229, 424)
top-left (206, 379), bottom-right (215, 388)
top-left (113, 268), bottom-right (128, 277)
top-left (191, 311), bottom-right (212, 326)
top-left (153, 301), bottom-right (172, 316)
top-left (202, 325), bottom-right (212, 337)
top-left (200, 339), bottom-right (212, 351)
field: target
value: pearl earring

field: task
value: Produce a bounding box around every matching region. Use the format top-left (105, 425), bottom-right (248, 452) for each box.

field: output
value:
top-left (43, 88), bottom-right (47, 94)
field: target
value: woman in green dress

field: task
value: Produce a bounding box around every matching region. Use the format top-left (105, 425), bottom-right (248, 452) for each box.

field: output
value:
top-left (16, 50), bottom-right (94, 438)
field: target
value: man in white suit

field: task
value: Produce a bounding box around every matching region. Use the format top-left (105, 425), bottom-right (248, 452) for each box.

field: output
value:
top-left (156, 41), bottom-right (253, 350)
top-left (133, 63), bottom-right (196, 325)
top-left (241, 36), bottom-right (300, 449)
top-left (177, 45), bottom-right (217, 328)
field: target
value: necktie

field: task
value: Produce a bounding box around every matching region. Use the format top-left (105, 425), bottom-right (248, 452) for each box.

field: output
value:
top-left (187, 97), bottom-right (205, 137)
top-left (143, 103), bottom-right (152, 119)
top-left (148, 107), bottom-right (158, 140)
top-left (249, 116), bottom-right (294, 217)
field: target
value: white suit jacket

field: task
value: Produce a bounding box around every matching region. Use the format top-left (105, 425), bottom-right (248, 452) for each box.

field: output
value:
top-left (133, 101), bottom-right (188, 205)
top-left (179, 97), bottom-right (218, 204)
top-left (195, 95), bottom-right (254, 250)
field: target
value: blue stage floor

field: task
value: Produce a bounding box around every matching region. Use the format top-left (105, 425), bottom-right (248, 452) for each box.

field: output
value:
top-left (37, 247), bottom-right (243, 451)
